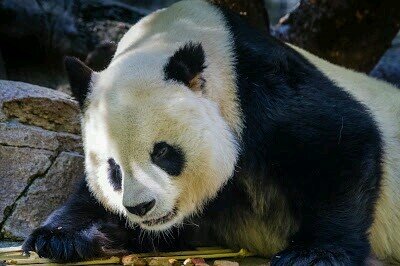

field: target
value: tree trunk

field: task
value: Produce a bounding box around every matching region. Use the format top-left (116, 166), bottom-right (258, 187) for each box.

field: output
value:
top-left (208, 0), bottom-right (270, 33)
top-left (273, 0), bottom-right (400, 73)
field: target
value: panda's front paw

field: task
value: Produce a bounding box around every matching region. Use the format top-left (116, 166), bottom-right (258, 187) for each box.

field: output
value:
top-left (270, 246), bottom-right (351, 266)
top-left (22, 224), bottom-right (127, 262)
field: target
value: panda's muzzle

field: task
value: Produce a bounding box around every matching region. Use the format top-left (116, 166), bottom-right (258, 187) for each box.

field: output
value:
top-left (141, 206), bottom-right (178, 227)
top-left (125, 199), bottom-right (156, 217)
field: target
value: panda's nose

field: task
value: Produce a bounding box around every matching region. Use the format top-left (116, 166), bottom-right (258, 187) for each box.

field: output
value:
top-left (125, 199), bottom-right (156, 217)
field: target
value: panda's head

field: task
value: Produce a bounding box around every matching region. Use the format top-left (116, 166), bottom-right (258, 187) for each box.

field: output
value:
top-left (65, 39), bottom-right (241, 231)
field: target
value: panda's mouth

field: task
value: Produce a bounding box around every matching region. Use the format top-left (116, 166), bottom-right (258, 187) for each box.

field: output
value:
top-left (141, 207), bottom-right (178, 226)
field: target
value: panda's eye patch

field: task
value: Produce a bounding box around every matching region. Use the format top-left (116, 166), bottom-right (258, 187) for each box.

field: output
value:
top-left (151, 142), bottom-right (185, 176)
top-left (154, 146), bottom-right (169, 160)
top-left (108, 158), bottom-right (122, 191)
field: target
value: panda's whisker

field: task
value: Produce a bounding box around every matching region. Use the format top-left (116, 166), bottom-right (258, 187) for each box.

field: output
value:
top-left (150, 232), bottom-right (157, 251)
top-left (182, 219), bottom-right (199, 228)
top-left (138, 229), bottom-right (146, 247)
top-left (160, 231), bottom-right (169, 245)
top-left (165, 228), bottom-right (175, 241)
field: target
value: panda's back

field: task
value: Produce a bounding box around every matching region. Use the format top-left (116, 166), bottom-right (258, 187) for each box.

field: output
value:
top-left (113, 0), bottom-right (232, 62)
top-left (289, 44), bottom-right (400, 263)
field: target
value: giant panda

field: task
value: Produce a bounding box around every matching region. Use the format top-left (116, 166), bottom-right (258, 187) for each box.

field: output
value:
top-left (22, 0), bottom-right (400, 264)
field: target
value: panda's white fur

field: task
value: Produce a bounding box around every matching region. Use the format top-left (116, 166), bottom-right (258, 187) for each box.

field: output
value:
top-left (83, 0), bottom-right (242, 231)
top-left (289, 45), bottom-right (400, 262)
top-left (113, 0), bottom-right (243, 137)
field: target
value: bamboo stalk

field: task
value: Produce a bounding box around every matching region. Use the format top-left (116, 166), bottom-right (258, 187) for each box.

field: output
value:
top-left (4, 256), bottom-right (121, 265)
top-left (0, 251), bottom-right (27, 260)
top-left (148, 249), bottom-right (254, 260)
top-left (4, 257), bottom-right (54, 265)
top-left (67, 256), bottom-right (121, 265)
top-left (0, 246), bottom-right (23, 254)
top-left (124, 248), bottom-right (254, 262)
top-left (135, 249), bottom-right (234, 257)
top-left (2, 247), bottom-right (254, 265)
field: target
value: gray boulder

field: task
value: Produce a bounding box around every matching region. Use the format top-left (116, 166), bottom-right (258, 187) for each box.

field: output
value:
top-left (0, 80), bottom-right (84, 240)
top-left (370, 45), bottom-right (400, 88)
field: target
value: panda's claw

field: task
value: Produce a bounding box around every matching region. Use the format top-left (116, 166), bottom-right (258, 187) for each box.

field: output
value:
top-left (22, 225), bottom-right (107, 262)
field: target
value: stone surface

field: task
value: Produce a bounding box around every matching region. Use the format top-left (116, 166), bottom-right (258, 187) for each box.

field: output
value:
top-left (56, 83), bottom-right (72, 96)
top-left (0, 80), bottom-right (80, 134)
top-left (370, 45), bottom-right (400, 88)
top-left (0, 241), bottom-right (21, 248)
top-left (0, 146), bottom-right (53, 223)
top-left (2, 152), bottom-right (84, 239)
top-left (0, 121), bottom-right (83, 153)
top-left (0, 80), bottom-right (84, 240)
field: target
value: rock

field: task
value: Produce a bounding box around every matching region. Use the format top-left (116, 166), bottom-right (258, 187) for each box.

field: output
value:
top-left (148, 257), bottom-right (180, 266)
top-left (86, 20), bottom-right (130, 55)
top-left (122, 255), bottom-right (147, 266)
top-left (0, 0), bottom-right (146, 91)
top-left (370, 45), bottom-right (400, 88)
top-left (0, 121), bottom-right (58, 150)
top-left (0, 80), bottom-right (84, 240)
top-left (0, 241), bottom-right (21, 248)
top-left (2, 152), bottom-right (84, 239)
top-left (183, 258), bottom-right (209, 266)
top-left (0, 80), bottom-right (80, 134)
top-left (56, 83), bottom-right (72, 96)
top-left (0, 121), bottom-right (82, 153)
top-left (85, 41), bottom-right (117, 71)
top-left (0, 146), bottom-right (54, 223)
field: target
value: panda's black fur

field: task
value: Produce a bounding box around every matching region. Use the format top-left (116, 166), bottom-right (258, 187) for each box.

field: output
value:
top-left (164, 42), bottom-right (207, 88)
top-left (23, 2), bottom-right (394, 265)
top-left (206, 10), bottom-right (383, 265)
top-left (108, 158), bottom-right (122, 191)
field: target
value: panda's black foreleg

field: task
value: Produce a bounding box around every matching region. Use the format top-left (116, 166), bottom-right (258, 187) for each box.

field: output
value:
top-left (270, 245), bottom-right (356, 266)
top-left (270, 220), bottom-right (371, 265)
top-left (22, 177), bottom-right (181, 262)
top-left (270, 194), bottom-right (372, 266)
top-left (22, 178), bottom-right (134, 261)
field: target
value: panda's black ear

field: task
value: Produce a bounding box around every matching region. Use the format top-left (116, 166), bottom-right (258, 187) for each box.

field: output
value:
top-left (64, 56), bottom-right (93, 108)
top-left (164, 42), bottom-right (206, 92)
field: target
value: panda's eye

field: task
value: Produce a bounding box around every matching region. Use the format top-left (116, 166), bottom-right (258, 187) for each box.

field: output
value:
top-left (154, 146), bottom-right (169, 160)
top-left (151, 142), bottom-right (185, 176)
